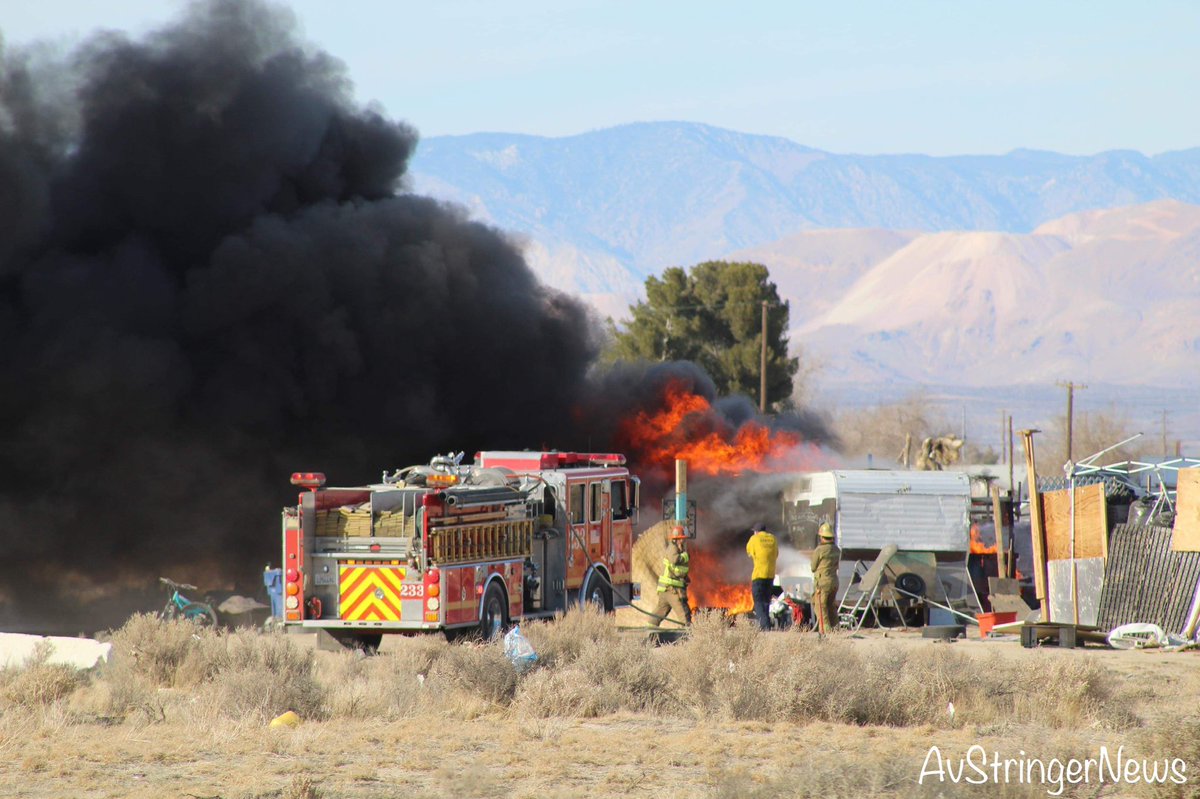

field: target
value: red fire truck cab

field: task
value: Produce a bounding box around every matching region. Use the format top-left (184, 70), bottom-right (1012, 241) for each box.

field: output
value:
top-left (280, 451), bottom-right (640, 644)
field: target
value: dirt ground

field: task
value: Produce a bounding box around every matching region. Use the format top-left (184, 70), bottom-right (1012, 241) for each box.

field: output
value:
top-left (3, 623), bottom-right (1198, 799)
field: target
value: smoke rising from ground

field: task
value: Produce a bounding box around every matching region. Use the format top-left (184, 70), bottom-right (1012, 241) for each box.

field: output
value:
top-left (0, 0), bottom-right (598, 627)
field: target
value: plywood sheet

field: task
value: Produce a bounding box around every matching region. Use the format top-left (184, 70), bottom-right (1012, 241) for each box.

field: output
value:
top-left (1172, 469), bottom-right (1200, 552)
top-left (1043, 484), bottom-right (1108, 561)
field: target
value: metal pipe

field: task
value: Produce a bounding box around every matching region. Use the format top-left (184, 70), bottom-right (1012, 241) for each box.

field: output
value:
top-left (675, 459), bottom-right (687, 535)
top-left (443, 487), bottom-right (523, 508)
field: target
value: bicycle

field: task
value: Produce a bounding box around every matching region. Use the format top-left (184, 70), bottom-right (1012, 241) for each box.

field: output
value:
top-left (157, 577), bottom-right (219, 628)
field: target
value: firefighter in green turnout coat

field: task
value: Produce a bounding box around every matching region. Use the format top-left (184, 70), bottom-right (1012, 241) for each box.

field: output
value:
top-left (652, 527), bottom-right (692, 626)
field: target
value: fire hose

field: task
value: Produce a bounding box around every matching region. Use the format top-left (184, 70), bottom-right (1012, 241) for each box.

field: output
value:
top-left (566, 524), bottom-right (688, 627)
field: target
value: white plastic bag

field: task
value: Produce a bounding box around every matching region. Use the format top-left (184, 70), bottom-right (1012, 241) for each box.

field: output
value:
top-left (503, 625), bottom-right (538, 672)
top-left (1106, 623), bottom-right (1179, 649)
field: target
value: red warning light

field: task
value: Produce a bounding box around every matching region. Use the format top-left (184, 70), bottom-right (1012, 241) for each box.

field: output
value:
top-left (290, 472), bottom-right (326, 489)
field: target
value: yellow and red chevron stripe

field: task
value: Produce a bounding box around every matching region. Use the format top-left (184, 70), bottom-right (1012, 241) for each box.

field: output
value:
top-left (339, 564), bottom-right (406, 622)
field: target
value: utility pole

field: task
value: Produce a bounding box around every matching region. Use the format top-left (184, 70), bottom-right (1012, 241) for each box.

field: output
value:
top-left (759, 300), bottom-right (768, 414)
top-left (1057, 381), bottom-right (1087, 462)
top-left (1000, 409), bottom-right (1006, 464)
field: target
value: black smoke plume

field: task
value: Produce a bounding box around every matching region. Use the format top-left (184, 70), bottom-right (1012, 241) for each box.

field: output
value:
top-left (0, 0), bottom-right (836, 631)
top-left (0, 0), bottom-right (599, 630)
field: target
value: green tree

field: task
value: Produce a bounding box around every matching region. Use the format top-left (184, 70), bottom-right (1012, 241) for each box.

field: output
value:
top-left (608, 260), bottom-right (799, 409)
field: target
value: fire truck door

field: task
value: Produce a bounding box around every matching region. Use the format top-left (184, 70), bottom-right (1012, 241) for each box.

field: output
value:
top-left (536, 486), bottom-right (566, 612)
top-left (567, 481), bottom-right (587, 590)
top-left (587, 481), bottom-right (604, 564)
top-left (599, 480), bottom-right (612, 562)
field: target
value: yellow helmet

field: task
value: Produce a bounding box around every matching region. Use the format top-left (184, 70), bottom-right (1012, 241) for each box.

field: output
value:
top-left (818, 522), bottom-right (834, 539)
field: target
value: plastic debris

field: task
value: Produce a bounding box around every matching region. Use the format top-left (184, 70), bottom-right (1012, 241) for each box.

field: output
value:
top-left (1106, 623), bottom-right (1187, 650)
top-left (503, 625), bottom-right (538, 673)
top-left (269, 710), bottom-right (301, 728)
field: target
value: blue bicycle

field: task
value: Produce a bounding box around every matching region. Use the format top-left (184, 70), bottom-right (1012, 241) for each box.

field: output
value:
top-left (157, 577), bottom-right (219, 628)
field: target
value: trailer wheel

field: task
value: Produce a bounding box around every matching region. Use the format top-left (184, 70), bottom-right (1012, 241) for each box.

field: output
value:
top-left (581, 570), bottom-right (614, 612)
top-left (479, 582), bottom-right (508, 641)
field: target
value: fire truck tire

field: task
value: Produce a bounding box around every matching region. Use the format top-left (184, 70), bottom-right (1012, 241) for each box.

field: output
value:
top-left (182, 602), bottom-right (218, 628)
top-left (479, 582), bottom-right (508, 641)
top-left (581, 570), bottom-right (614, 612)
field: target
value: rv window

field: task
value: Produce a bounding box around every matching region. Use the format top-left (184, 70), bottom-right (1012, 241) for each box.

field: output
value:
top-left (590, 483), bottom-right (602, 523)
top-left (611, 480), bottom-right (628, 519)
top-left (569, 484), bottom-right (585, 525)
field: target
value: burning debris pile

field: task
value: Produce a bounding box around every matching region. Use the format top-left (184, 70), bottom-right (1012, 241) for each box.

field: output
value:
top-left (603, 363), bottom-right (833, 614)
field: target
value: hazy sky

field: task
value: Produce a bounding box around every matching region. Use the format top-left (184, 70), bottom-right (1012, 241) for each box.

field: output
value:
top-left (4, 0), bottom-right (1198, 156)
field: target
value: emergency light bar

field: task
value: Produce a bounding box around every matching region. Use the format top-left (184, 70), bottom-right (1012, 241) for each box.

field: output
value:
top-left (475, 451), bottom-right (627, 470)
top-left (290, 472), bottom-right (326, 489)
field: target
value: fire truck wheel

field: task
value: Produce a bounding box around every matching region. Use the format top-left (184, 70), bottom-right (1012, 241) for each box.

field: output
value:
top-left (581, 570), bottom-right (614, 613)
top-left (479, 582), bottom-right (508, 641)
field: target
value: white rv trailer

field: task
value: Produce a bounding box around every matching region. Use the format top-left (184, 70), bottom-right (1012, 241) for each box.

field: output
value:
top-left (779, 470), bottom-right (979, 623)
top-left (782, 469), bottom-right (971, 552)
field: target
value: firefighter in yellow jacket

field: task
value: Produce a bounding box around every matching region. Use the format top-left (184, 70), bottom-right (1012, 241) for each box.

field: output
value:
top-left (652, 526), bottom-right (692, 626)
top-left (746, 522), bottom-right (778, 630)
top-left (810, 522), bottom-right (840, 636)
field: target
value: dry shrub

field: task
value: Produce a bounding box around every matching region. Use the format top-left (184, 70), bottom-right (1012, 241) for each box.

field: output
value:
top-left (519, 605), bottom-right (619, 667)
top-left (108, 613), bottom-right (207, 686)
top-left (191, 630), bottom-right (321, 723)
top-left (0, 643), bottom-right (84, 708)
top-left (513, 665), bottom-right (609, 717)
top-left (661, 622), bottom-right (1134, 729)
top-left (1137, 715), bottom-right (1200, 799)
top-left (661, 611), bottom-right (778, 720)
top-left (513, 633), bottom-right (671, 718)
top-left (319, 639), bottom-right (446, 720)
top-left (989, 655), bottom-right (1136, 730)
top-left (284, 774), bottom-right (321, 799)
top-left (105, 618), bottom-right (320, 723)
top-left (426, 641), bottom-right (517, 713)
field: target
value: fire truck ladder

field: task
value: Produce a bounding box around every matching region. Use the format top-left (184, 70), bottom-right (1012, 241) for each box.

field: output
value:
top-left (427, 516), bottom-right (535, 564)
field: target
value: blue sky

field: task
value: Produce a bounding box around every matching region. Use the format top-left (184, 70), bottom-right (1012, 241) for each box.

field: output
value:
top-left (4, 0), bottom-right (1198, 156)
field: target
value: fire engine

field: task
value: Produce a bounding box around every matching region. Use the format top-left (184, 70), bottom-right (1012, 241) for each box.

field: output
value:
top-left (281, 451), bottom-right (640, 646)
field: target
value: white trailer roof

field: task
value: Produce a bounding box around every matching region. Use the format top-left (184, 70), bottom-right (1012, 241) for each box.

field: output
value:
top-left (807, 470), bottom-right (970, 552)
top-left (828, 470), bottom-right (970, 495)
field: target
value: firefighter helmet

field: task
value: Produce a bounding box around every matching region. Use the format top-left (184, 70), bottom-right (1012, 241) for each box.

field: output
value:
top-left (818, 522), bottom-right (834, 539)
top-left (669, 525), bottom-right (688, 540)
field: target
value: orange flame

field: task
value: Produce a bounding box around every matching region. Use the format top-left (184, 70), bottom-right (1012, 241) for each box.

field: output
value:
top-left (685, 548), bottom-right (754, 614)
top-left (969, 525), bottom-right (997, 556)
top-left (615, 381), bottom-right (808, 478)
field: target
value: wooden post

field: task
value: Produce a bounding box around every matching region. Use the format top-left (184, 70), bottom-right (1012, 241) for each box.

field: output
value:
top-left (1008, 414), bottom-right (1015, 497)
top-left (1019, 429), bottom-right (1050, 622)
top-left (991, 485), bottom-right (1007, 578)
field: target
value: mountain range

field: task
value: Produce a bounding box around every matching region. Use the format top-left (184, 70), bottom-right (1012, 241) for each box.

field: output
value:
top-left (409, 122), bottom-right (1200, 393)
